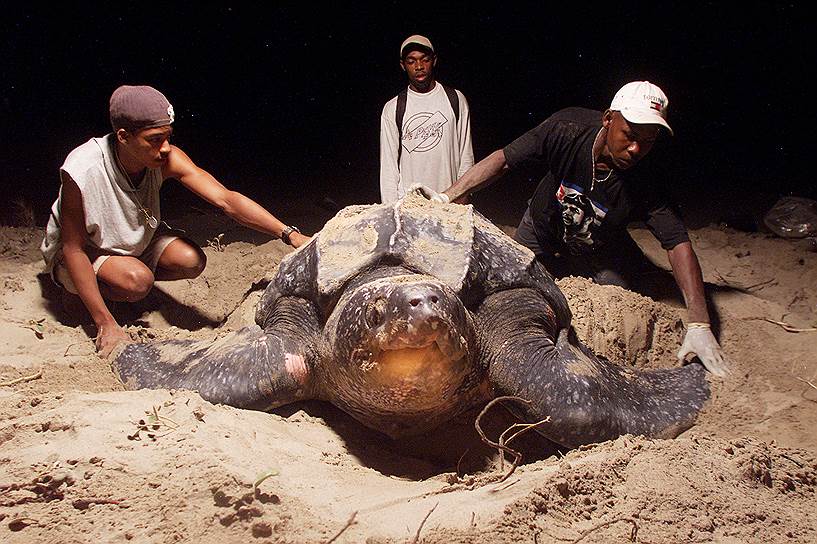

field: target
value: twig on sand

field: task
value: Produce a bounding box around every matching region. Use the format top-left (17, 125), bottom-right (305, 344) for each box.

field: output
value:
top-left (794, 376), bottom-right (817, 398)
top-left (787, 361), bottom-right (817, 402)
top-left (746, 317), bottom-right (817, 333)
top-left (476, 397), bottom-right (527, 481)
top-left (324, 511), bottom-right (357, 544)
top-left (795, 375), bottom-right (817, 391)
top-left (0, 370), bottom-right (42, 387)
top-left (475, 396), bottom-right (550, 483)
top-left (742, 277), bottom-right (778, 291)
top-left (498, 417), bottom-right (552, 461)
top-left (455, 448), bottom-right (470, 478)
top-left (64, 342), bottom-right (95, 357)
top-left (743, 315), bottom-right (817, 332)
top-left (569, 517), bottom-right (639, 543)
top-left (410, 503), bottom-right (438, 544)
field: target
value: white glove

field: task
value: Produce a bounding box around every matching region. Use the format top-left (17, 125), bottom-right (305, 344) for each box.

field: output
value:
top-left (408, 183), bottom-right (450, 203)
top-left (677, 323), bottom-right (731, 378)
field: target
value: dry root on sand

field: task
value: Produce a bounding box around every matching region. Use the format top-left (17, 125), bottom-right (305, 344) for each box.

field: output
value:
top-left (0, 370), bottom-right (43, 387)
top-left (475, 396), bottom-right (551, 484)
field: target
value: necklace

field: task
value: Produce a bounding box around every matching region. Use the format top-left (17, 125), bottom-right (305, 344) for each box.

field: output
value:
top-left (590, 127), bottom-right (613, 192)
top-left (114, 147), bottom-right (159, 229)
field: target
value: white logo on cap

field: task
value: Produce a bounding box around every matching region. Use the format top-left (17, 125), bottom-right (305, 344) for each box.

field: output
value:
top-left (167, 105), bottom-right (175, 123)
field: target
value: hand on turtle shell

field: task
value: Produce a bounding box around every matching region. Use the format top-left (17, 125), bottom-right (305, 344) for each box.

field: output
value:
top-left (290, 231), bottom-right (312, 249)
top-left (678, 323), bottom-right (731, 378)
top-left (407, 183), bottom-right (450, 204)
top-left (96, 322), bottom-right (131, 359)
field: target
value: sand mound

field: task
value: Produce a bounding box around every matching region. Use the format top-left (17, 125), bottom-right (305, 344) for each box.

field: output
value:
top-left (559, 276), bottom-right (684, 369)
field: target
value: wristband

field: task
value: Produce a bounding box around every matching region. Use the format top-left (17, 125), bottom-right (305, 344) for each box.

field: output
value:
top-left (687, 322), bottom-right (711, 330)
top-left (280, 225), bottom-right (301, 246)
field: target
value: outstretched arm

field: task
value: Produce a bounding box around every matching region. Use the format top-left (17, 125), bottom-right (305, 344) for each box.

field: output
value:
top-left (667, 241), bottom-right (730, 377)
top-left (443, 149), bottom-right (508, 203)
top-left (163, 146), bottom-right (310, 248)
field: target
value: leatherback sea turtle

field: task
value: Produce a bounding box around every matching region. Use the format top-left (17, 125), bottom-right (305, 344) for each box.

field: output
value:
top-left (114, 191), bottom-right (709, 447)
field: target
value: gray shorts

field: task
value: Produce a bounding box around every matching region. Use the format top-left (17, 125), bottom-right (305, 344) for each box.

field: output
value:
top-left (52, 229), bottom-right (187, 294)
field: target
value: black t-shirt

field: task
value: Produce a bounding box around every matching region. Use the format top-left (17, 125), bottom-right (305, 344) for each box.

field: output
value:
top-left (503, 107), bottom-right (689, 255)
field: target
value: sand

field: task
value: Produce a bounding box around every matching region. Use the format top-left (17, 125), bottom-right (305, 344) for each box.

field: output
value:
top-left (1, 201), bottom-right (816, 543)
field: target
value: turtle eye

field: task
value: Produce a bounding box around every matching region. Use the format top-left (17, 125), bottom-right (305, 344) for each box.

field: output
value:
top-left (365, 297), bottom-right (387, 327)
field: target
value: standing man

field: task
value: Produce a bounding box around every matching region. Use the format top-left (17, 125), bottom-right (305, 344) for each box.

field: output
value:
top-left (379, 34), bottom-right (474, 204)
top-left (437, 81), bottom-right (730, 377)
top-left (41, 85), bottom-right (310, 357)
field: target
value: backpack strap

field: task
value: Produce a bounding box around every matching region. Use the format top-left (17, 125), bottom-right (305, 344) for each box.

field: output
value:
top-left (395, 84), bottom-right (460, 171)
top-left (441, 84), bottom-right (460, 124)
top-left (395, 88), bottom-right (408, 168)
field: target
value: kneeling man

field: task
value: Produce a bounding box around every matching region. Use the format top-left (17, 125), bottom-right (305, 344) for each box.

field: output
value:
top-left (42, 85), bottom-right (309, 356)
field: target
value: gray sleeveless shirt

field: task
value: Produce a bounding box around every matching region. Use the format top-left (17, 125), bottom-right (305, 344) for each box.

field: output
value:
top-left (41, 134), bottom-right (164, 272)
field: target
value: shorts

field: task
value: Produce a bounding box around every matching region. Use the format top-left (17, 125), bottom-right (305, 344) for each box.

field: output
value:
top-left (52, 229), bottom-right (189, 295)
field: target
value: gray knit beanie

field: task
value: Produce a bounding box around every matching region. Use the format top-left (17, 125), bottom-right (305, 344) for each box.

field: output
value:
top-left (109, 85), bottom-right (175, 131)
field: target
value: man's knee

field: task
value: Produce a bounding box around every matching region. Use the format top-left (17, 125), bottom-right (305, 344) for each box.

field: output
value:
top-left (107, 266), bottom-right (154, 301)
top-left (179, 251), bottom-right (207, 278)
top-left (158, 243), bottom-right (207, 280)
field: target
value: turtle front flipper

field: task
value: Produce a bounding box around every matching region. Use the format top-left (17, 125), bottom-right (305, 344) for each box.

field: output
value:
top-left (477, 288), bottom-right (709, 448)
top-left (113, 297), bottom-right (321, 411)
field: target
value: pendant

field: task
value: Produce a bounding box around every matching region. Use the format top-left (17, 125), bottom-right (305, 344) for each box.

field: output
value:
top-left (141, 207), bottom-right (159, 229)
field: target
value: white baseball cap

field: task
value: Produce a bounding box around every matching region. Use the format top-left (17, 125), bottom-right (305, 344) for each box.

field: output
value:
top-left (400, 35), bottom-right (434, 58)
top-left (610, 81), bottom-right (673, 135)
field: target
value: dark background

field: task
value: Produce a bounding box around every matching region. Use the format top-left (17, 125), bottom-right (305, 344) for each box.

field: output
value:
top-left (1, 3), bottom-right (811, 232)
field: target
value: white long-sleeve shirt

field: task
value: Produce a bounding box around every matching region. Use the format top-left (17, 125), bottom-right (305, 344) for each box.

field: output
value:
top-left (379, 82), bottom-right (474, 204)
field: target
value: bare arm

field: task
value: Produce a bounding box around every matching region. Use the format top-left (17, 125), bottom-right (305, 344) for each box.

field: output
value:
top-left (163, 146), bottom-right (310, 248)
top-left (668, 241), bottom-right (731, 377)
top-left (443, 149), bottom-right (508, 203)
top-left (60, 176), bottom-right (129, 354)
top-left (667, 241), bottom-right (709, 323)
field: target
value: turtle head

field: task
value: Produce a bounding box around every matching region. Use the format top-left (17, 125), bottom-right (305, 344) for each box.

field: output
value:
top-left (322, 273), bottom-right (482, 437)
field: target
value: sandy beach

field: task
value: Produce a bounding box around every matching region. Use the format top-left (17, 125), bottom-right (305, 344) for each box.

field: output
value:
top-left (1, 190), bottom-right (816, 543)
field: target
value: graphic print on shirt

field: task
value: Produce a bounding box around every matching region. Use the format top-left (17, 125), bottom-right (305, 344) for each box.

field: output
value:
top-left (556, 182), bottom-right (608, 254)
top-left (402, 111), bottom-right (448, 153)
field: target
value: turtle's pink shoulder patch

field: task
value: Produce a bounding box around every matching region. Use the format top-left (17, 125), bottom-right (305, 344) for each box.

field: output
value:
top-left (284, 353), bottom-right (308, 384)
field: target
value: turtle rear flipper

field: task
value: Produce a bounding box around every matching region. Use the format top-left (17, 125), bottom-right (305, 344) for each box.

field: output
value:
top-left (478, 288), bottom-right (709, 448)
top-left (113, 297), bottom-right (321, 411)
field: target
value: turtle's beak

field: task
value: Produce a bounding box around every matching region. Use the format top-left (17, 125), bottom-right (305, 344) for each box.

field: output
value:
top-left (375, 282), bottom-right (465, 357)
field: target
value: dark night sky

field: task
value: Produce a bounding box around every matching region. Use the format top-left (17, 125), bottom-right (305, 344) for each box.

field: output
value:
top-left (0, 3), bottom-right (811, 229)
